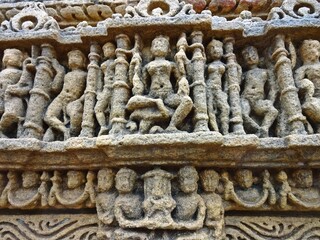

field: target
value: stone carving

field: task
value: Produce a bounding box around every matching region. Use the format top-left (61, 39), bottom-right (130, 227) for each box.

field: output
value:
top-left (48, 170), bottom-right (95, 208)
top-left (22, 44), bottom-right (65, 139)
top-left (95, 42), bottom-right (116, 136)
top-left (269, 0), bottom-right (320, 20)
top-left (222, 169), bottom-right (276, 208)
top-left (1, 2), bottom-right (59, 32)
top-left (126, 0), bottom-right (193, 18)
top-left (0, 49), bottom-right (26, 138)
top-left (200, 170), bottom-right (224, 240)
top-left (295, 40), bottom-right (320, 134)
top-left (277, 169), bottom-right (320, 209)
top-left (0, 214), bottom-right (98, 240)
top-left (127, 35), bottom-right (193, 134)
top-left (241, 45), bottom-right (278, 137)
top-left (226, 215), bottom-right (320, 240)
top-left (44, 50), bottom-right (87, 141)
top-left (206, 39), bottom-right (229, 134)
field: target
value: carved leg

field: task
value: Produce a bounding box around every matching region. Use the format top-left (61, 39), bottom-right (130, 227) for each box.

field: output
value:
top-left (241, 98), bottom-right (259, 133)
top-left (67, 100), bottom-right (83, 138)
top-left (44, 98), bottom-right (67, 139)
top-left (255, 100), bottom-right (278, 138)
top-left (167, 96), bottom-right (193, 132)
top-left (95, 91), bottom-right (111, 136)
top-left (217, 91), bottom-right (230, 135)
top-left (207, 89), bottom-right (219, 132)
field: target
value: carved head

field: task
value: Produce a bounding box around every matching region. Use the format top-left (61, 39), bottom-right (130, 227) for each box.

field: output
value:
top-left (200, 169), bottom-right (219, 192)
top-left (115, 168), bottom-right (137, 193)
top-left (67, 50), bottom-right (86, 70)
top-left (151, 35), bottom-right (170, 58)
top-left (97, 168), bottom-right (114, 193)
top-left (292, 169), bottom-right (313, 188)
top-left (103, 42), bottom-right (116, 59)
top-left (300, 40), bottom-right (320, 64)
top-left (242, 45), bottom-right (259, 66)
top-left (67, 171), bottom-right (86, 189)
top-left (235, 169), bottom-right (253, 189)
top-left (206, 39), bottom-right (223, 61)
top-left (2, 49), bottom-right (24, 69)
top-left (22, 171), bottom-right (40, 188)
top-left (178, 166), bottom-right (199, 193)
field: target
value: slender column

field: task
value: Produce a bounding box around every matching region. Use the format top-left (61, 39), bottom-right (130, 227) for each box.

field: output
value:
top-left (191, 31), bottom-right (209, 132)
top-left (272, 34), bottom-right (306, 135)
top-left (109, 34), bottom-right (131, 134)
top-left (22, 44), bottom-right (58, 139)
top-left (224, 37), bottom-right (245, 134)
top-left (80, 43), bottom-right (101, 137)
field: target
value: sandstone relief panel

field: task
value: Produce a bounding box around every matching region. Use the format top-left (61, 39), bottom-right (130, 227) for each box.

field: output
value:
top-left (0, 0), bottom-right (318, 239)
top-left (0, 33), bottom-right (319, 139)
top-left (0, 167), bottom-right (319, 239)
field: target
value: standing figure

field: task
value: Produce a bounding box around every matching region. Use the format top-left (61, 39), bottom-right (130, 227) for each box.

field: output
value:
top-left (95, 43), bottom-right (116, 136)
top-left (22, 44), bottom-right (65, 140)
top-left (295, 40), bottom-right (320, 133)
top-left (241, 45), bottom-right (278, 137)
top-left (206, 39), bottom-right (229, 134)
top-left (200, 170), bottom-right (224, 240)
top-left (0, 49), bottom-right (24, 137)
top-left (96, 169), bottom-right (117, 239)
top-left (174, 166), bottom-right (205, 231)
top-left (44, 50), bottom-right (87, 141)
top-left (126, 35), bottom-right (193, 134)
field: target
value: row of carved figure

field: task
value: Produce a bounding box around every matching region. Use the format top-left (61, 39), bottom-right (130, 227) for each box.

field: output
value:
top-left (0, 34), bottom-right (319, 140)
top-left (0, 167), bottom-right (318, 210)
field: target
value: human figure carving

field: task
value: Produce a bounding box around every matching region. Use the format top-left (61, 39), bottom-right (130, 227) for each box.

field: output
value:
top-left (206, 39), bottom-right (229, 134)
top-left (48, 170), bottom-right (95, 208)
top-left (222, 169), bottom-right (276, 208)
top-left (114, 168), bottom-right (147, 239)
top-left (278, 170), bottom-right (320, 209)
top-left (44, 50), bottom-right (87, 141)
top-left (0, 49), bottom-right (25, 137)
top-left (200, 170), bottom-right (225, 240)
top-left (126, 35), bottom-right (193, 134)
top-left (174, 166), bottom-right (205, 231)
top-left (241, 46), bottom-right (278, 137)
top-left (95, 43), bottom-right (116, 136)
top-left (96, 169), bottom-right (117, 239)
top-left (295, 40), bottom-right (320, 133)
top-left (142, 168), bottom-right (176, 229)
top-left (7, 171), bottom-right (49, 208)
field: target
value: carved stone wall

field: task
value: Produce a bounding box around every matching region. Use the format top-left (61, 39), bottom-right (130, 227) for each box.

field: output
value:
top-left (0, 0), bottom-right (319, 239)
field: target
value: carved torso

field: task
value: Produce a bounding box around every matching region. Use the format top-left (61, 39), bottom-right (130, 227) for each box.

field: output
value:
top-left (60, 69), bottom-right (87, 101)
top-left (242, 68), bottom-right (268, 100)
top-left (0, 68), bottom-right (22, 92)
top-left (174, 192), bottom-right (202, 221)
top-left (116, 193), bottom-right (143, 220)
top-left (207, 61), bottom-right (225, 90)
top-left (147, 59), bottom-right (174, 99)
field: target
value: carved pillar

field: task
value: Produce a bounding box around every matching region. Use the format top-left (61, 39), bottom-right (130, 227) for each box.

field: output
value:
top-left (272, 34), bottom-right (306, 135)
top-left (80, 43), bottom-right (101, 138)
top-left (224, 37), bottom-right (245, 134)
top-left (191, 31), bottom-right (210, 132)
top-left (22, 44), bottom-right (56, 139)
top-left (109, 34), bottom-right (131, 135)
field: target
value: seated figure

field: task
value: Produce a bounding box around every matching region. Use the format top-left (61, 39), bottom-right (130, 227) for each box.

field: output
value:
top-left (126, 35), bottom-right (193, 134)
